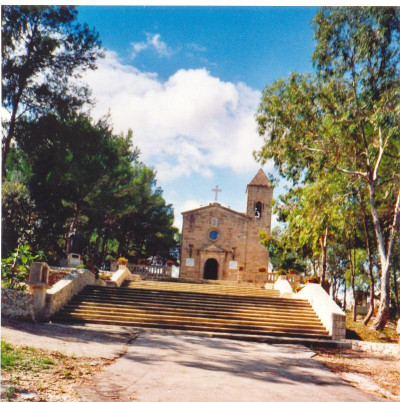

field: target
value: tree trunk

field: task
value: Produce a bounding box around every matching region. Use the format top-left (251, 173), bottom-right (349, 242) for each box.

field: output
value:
top-left (371, 182), bottom-right (400, 330)
top-left (349, 250), bottom-right (357, 322)
top-left (100, 228), bottom-right (109, 265)
top-left (359, 192), bottom-right (375, 325)
top-left (343, 279), bottom-right (347, 312)
top-left (320, 227), bottom-right (328, 284)
top-left (392, 263), bottom-right (399, 318)
top-left (93, 228), bottom-right (103, 263)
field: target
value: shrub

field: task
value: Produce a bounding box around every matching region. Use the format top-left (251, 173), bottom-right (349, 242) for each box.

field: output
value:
top-left (1, 245), bottom-right (39, 291)
top-left (276, 268), bottom-right (287, 276)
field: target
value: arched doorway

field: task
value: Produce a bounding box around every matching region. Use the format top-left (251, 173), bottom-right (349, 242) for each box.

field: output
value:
top-left (203, 258), bottom-right (218, 280)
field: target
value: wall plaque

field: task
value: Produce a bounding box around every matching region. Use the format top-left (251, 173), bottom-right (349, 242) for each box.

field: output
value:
top-left (211, 217), bottom-right (218, 227)
top-left (229, 260), bottom-right (238, 269)
top-left (186, 258), bottom-right (194, 267)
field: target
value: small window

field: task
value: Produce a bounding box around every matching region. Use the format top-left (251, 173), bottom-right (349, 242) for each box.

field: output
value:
top-left (255, 202), bottom-right (262, 218)
top-left (208, 230), bottom-right (219, 241)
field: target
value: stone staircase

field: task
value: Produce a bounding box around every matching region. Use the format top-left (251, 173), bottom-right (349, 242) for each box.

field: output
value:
top-left (52, 280), bottom-right (330, 339)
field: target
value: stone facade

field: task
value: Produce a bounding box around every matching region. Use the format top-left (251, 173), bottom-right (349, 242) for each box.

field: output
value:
top-left (180, 169), bottom-right (273, 284)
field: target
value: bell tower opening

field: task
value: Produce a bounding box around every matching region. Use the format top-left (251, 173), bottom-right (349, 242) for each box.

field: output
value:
top-left (255, 202), bottom-right (262, 218)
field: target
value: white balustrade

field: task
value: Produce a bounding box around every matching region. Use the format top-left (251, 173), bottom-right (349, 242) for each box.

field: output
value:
top-left (127, 264), bottom-right (173, 279)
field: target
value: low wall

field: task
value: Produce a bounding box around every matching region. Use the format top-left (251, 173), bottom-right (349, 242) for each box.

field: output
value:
top-left (48, 269), bottom-right (69, 286)
top-left (128, 264), bottom-right (172, 280)
top-left (273, 278), bottom-right (293, 298)
top-left (295, 283), bottom-right (346, 340)
top-left (45, 268), bottom-right (96, 318)
top-left (351, 340), bottom-right (400, 357)
top-left (1, 288), bottom-right (35, 321)
top-left (107, 266), bottom-right (132, 287)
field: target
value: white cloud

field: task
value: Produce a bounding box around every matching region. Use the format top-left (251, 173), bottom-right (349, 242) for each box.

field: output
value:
top-left (84, 51), bottom-right (266, 182)
top-left (186, 43), bottom-right (207, 52)
top-left (130, 33), bottom-right (173, 59)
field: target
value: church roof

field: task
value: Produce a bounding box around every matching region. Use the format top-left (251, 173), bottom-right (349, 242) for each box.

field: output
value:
top-left (182, 202), bottom-right (249, 220)
top-left (247, 168), bottom-right (270, 187)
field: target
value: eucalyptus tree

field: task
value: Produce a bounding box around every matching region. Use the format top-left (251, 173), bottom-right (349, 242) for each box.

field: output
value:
top-left (1, 5), bottom-right (102, 177)
top-left (256, 7), bottom-right (400, 329)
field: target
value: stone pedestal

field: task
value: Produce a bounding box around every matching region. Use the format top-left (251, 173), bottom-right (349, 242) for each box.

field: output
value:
top-left (68, 253), bottom-right (81, 267)
top-left (28, 284), bottom-right (48, 321)
top-left (26, 262), bottom-right (50, 321)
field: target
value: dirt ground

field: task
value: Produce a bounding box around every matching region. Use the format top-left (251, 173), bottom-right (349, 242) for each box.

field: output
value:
top-left (1, 344), bottom-right (114, 401)
top-left (313, 347), bottom-right (400, 401)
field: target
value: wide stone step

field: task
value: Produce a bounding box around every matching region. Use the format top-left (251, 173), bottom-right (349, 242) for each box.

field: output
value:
top-left (84, 287), bottom-right (310, 307)
top-left (125, 282), bottom-right (281, 296)
top-left (124, 282), bottom-right (280, 295)
top-left (75, 296), bottom-right (314, 316)
top-left (52, 314), bottom-right (329, 337)
top-left (61, 305), bottom-right (324, 326)
top-left (71, 297), bottom-right (316, 318)
top-left (65, 300), bottom-right (319, 320)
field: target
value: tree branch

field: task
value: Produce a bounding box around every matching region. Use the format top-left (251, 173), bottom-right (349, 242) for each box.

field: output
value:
top-left (337, 167), bottom-right (368, 179)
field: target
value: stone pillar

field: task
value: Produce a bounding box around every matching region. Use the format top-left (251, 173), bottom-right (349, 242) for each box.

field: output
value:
top-left (26, 262), bottom-right (50, 321)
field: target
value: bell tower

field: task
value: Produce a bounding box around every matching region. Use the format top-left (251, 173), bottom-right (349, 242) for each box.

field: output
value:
top-left (246, 168), bottom-right (272, 229)
top-left (244, 169), bottom-right (273, 276)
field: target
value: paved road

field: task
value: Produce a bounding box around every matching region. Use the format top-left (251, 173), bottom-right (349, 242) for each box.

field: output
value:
top-left (1, 319), bottom-right (135, 359)
top-left (77, 332), bottom-right (383, 402)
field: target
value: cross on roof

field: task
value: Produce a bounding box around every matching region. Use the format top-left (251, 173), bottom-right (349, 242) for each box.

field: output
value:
top-left (212, 185), bottom-right (221, 201)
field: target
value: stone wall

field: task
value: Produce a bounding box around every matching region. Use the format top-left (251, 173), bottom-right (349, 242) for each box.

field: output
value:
top-left (45, 268), bottom-right (96, 318)
top-left (351, 340), bottom-right (400, 357)
top-left (1, 288), bottom-right (35, 321)
top-left (48, 270), bottom-right (69, 286)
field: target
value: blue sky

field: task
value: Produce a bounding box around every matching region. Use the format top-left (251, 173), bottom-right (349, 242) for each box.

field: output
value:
top-left (77, 6), bottom-right (318, 229)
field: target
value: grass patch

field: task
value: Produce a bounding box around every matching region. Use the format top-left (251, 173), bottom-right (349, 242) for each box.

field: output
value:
top-left (1, 339), bottom-right (55, 371)
top-left (345, 312), bottom-right (398, 343)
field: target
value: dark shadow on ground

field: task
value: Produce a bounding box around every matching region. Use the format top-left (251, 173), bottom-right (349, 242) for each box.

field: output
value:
top-left (1, 317), bottom-right (137, 346)
top-left (346, 328), bottom-right (362, 340)
top-left (120, 333), bottom-right (348, 387)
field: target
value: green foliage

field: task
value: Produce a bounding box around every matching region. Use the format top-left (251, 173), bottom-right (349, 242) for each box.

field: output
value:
top-left (1, 340), bottom-right (17, 368)
top-left (2, 5), bottom-right (103, 176)
top-left (256, 7), bottom-right (400, 327)
top-left (1, 245), bottom-right (39, 290)
top-left (1, 176), bottom-right (39, 256)
top-left (276, 268), bottom-right (287, 276)
top-left (260, 228), bottom-right (307, 274)
top-left (1, 340), bottom-right (55, 371)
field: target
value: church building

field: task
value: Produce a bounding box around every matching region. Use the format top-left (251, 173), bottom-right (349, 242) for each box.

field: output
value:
top-left (180, 169), bottom-right (273, 284)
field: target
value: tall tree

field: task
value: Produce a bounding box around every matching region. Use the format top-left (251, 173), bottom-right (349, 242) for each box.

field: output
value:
top-left (256, 7), bottom-right (400, 329)
top-left (1, 5), bottom-right (102, 177)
